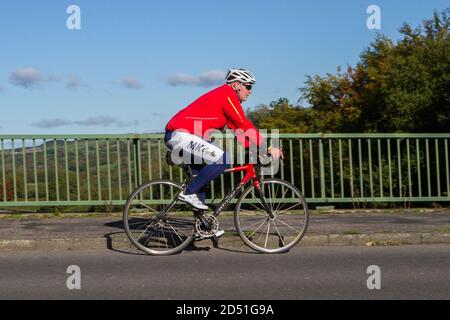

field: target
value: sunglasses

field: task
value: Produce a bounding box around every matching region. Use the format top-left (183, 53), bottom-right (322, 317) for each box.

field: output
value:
top-left (243, 84), bottom-right (253, 90)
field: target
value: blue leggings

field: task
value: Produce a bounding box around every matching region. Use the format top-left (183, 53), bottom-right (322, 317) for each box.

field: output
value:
top-left (186, 153), bottom-right (231, 203)
top-left (165, 131), bottom-right (231, 203)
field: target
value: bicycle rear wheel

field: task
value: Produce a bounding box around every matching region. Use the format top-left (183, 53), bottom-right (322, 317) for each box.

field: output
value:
top-left (123, 179), bottom-right (195, 255)
top-left (234, 178), bottom-right (309, 253)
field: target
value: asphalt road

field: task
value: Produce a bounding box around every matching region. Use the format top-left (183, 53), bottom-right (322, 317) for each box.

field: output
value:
top-left (0, 245), bottom-right (449, 300)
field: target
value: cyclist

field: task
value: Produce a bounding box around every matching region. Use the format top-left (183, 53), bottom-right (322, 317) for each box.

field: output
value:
top-left (164, 68), bottom-right (283, 211)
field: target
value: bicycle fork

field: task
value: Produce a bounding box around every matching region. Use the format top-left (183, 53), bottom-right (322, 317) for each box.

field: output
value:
top-left (254, 182), bottom-right (275, 219)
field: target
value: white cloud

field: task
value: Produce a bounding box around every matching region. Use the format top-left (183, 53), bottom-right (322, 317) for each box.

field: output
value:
top-left (9, 67), bottom-right (44, 88)
top-left (9, 68), bottom-right (89, 91)
top-left (48, 75), bottom-right (63, 82)
top-left (167, 70), bottom-right (226, 87)
top-left (167, 73), bottom-right (197, 87)
top-left (32, 118), bottom-right (72, 128)
top-left (32, 116), bottom-right (139, 128)
top-left (65, 75), bottom-right (90, 90)
top-left (121, 77), bottom-right (143, 89)
top-left (74, 116), bottom-right (138, 127)
top-left (197, 70), bottom-right (227, 87)
top-left (66, 75), bottom-right (81, 90)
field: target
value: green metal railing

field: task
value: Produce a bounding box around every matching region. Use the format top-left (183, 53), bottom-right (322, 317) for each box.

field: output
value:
top-left (0, 133), bottom-right (449, 207)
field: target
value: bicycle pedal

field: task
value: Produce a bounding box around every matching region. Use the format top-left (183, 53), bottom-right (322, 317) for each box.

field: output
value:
top-left (214, 230), bottom-right (225, 238)
top-left (194, 233), bottom-right (213, 241)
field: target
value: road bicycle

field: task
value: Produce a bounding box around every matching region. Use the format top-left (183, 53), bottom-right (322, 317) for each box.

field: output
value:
top-left (123, 151), bottom-right (309, 255)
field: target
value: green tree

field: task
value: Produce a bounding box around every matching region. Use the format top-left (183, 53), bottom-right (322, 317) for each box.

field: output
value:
top-left (299, 9), bottom-right (450, 133)
top-left (247, 98), bottom-right (314, 133)
top-left (249, 9), bottom-right (449, 134)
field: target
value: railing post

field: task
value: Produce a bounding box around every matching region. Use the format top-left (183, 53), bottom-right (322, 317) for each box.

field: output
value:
top-left (319, 135), bottom-right (326, 199)
top-left (133, 137), bottom-right (141, 188)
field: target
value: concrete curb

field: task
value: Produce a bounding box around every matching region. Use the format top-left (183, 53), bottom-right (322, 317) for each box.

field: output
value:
top-left (0, 237), bottom-right (107, 251)
top-left (1, 232), bottom-right (449, 252)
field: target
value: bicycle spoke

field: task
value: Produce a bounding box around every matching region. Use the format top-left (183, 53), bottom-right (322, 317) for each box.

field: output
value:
top-left (274, 217), bottom-right (301, 233)
top-left (247, 219), bottom-right (269, 239)
top-left (157, 229), bottom-right (165, 248)
top-left (136, 221), bottom-right (156, 243)
top-left (168, 228), bottom-right (177, 248)
top-left (251, 194), bottom-right (268, 212)
top-left (127, 218), bottom-right (151, 227)
top-left (275, 202), bottom-right (302, 216)
top-left (163, 228), bottom-right (171, 249)
top-left (241, 216), bottom-right (269, 229)
top-left (264, 222), bottom-right (271, 248)
top-left (166, 221), bottom-right (185, 243)
top-left (266, 183), bottom-right (274, 213)
top-left (275, 183), bottom-right (280, 203)
top-left (157, 201), bottom-right (179, 218)
top-left (274, 187), bottom-right (290, 213)
top-left (271, 220), bottom-right (286, 247)
top-left (134, 200), bottom-right (157, 213)
top-left (139, 227), bottom-right (155, 246)
top-left (240, 208), bottom-right (268, 217)
top-left (130, 219), bottom-right (151, 231)
top-left (247, 202), bottom-right (263, 211)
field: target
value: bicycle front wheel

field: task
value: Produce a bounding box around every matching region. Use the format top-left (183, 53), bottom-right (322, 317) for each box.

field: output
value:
top-left (234, 178), bottom-right (309, 253)
top-left (123, 179), bottom-right (195, 255)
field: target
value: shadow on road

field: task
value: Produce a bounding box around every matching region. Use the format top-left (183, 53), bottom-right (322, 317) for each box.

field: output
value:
top-left (103, 220), bottom-right (218, 256)
top-left (103, 219), bottom-right (260, 256)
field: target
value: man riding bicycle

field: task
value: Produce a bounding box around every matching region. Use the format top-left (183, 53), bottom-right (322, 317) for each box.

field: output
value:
top-left (164, 68), bottom-right (283, 211)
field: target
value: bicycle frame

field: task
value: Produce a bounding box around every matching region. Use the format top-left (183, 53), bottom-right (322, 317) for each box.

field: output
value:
top-left (215, 164), bottom-right (273, 218)
top-left (158, 163), bottom-right (273, 221)
top-left (224, 164), bottom-right (260, 189)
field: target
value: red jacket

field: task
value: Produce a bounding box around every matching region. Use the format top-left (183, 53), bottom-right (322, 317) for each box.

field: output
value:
top-left (165, 84), bottom-right (264, 148)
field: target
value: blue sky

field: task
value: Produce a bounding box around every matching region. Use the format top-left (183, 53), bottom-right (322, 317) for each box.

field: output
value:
top-left (0, 0), bottom-right (448, 134)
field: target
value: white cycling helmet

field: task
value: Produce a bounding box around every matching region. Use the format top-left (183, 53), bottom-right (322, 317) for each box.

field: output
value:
top-left (225, 68), bottom-right (256, 84)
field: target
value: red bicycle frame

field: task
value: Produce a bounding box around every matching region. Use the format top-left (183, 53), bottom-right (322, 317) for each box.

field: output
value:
top-left (224, 164), bottom-right (261, 190)
top-left (216, 163), bottom-right (273, 218)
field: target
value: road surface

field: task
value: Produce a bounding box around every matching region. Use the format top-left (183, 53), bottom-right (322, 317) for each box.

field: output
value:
top-left (0, 245), bottom-right (448, 300)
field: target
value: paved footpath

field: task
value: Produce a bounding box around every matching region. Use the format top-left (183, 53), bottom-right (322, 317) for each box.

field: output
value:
top-left (0, 209), bottom-right (449, 252)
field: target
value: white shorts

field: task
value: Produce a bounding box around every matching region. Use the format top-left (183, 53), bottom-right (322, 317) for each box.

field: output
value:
top-left (165, 131), bottom-right (224, 164)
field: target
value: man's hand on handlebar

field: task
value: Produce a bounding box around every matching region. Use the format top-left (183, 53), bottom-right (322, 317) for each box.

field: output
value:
top-left (268, 146), bottom-right (284, 161)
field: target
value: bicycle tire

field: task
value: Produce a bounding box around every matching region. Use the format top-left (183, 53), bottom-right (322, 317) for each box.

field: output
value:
top-left (234, 178), bottom-right (309, 253)
top-left (123, 179), bottom-right (195, 255)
